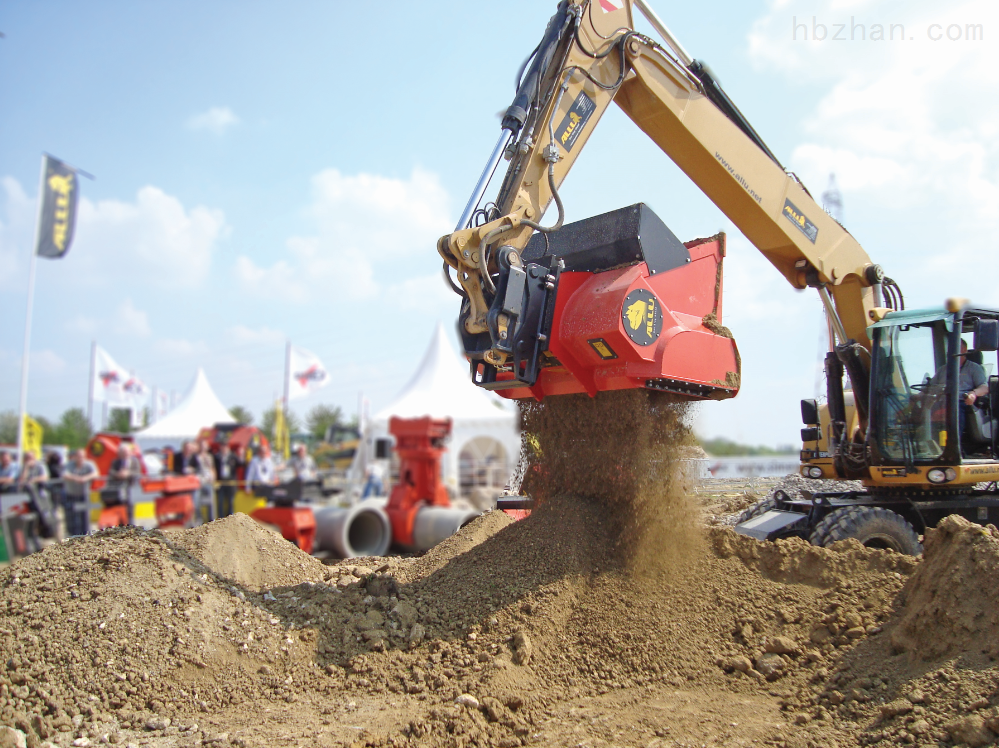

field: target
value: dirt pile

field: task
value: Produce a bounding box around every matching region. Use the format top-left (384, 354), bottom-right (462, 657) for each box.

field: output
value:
top-left (890, 514), bottom-right (999, 661)
top-left (170, 512), bottom-right (329, 591)
top-left (6, 430), bottom-right (999, 747)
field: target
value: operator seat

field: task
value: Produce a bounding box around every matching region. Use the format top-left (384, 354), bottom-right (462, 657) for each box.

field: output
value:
top-left (964, 350), bottom-right (996, 450)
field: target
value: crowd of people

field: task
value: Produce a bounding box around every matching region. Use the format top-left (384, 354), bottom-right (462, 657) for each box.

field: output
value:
top-left (0, 439), bottom-right (323, 543)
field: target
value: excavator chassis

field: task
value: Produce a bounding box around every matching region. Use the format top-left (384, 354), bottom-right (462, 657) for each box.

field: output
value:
top-left (461, 204), bottom-right (742, 402)
top-left (735, 485), bottom-right (999, 554)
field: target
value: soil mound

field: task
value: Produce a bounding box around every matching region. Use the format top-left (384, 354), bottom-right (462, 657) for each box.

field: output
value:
top-left (0, 496), bottom-right (936, 748)
top-left (890, 514), bottom-right (999, 661)
top-left (171, 512), bottom-right (328, 591)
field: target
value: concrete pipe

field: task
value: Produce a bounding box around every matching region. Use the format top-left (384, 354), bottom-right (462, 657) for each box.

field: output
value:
top-left (411, 506), bottom-right (481, 552)
top-left (314, 501), bottom-right (392, 558)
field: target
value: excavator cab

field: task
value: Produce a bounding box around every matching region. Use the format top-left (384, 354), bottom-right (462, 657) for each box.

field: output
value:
top-left (867, 307), bottom-right (999, 475)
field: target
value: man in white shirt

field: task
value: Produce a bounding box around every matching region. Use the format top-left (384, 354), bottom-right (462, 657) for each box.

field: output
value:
top-left (288, 444), bottom-right (318, 482)
top-left (246, 444), bottom-right (277, 495)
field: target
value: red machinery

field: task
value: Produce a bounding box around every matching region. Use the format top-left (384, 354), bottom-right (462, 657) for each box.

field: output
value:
top-left (252, 505), bottom-right (316, 554)
top-left (201, 423), bottom-right (316, 553)
top-left (385, 416), bottom-right (452, 547)
top-left (86, 433), bottom-right (199, 530)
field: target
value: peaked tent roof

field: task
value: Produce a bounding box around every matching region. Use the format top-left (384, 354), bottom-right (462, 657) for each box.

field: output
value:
top-left (134, 368), bottom-right (235, 442)
top-left (373, 323), bottom-right (514, 423)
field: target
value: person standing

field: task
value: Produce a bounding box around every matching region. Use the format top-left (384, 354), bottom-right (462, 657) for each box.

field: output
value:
top-left (107, 444), bottom-right (142, 523)
top-left (0, 452), bottom-right (19, 492)
top-left (45, 451), bottom-right (67, 540)
top-left (362, 461), bottom-right (384, 499)
top-left (195, 440), bottom-right (217, 523)
top-left (62, 449), bottom-right (99, 536)
top-left (289, 443), bottom-right (318, 482)
top-left (19, 451), bottom-right (54, 540)
top-left (176, 441), bottom-right (199, 476)
top-left (214, 442), bottom-right (238, 518)
top-left (245, 444), bottom-right (276, 496)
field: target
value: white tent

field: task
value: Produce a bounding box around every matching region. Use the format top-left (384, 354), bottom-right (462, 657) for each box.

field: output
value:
top-left (360, 323), bottom-right (520, 496)
top-left (133, 368), bottom-right (235, 450)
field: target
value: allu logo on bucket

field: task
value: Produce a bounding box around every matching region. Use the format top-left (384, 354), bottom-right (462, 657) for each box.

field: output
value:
top-left (622, 289), bottom-right (663, 346)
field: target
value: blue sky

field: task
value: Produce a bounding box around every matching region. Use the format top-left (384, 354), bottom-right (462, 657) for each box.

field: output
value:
top-left (2, 0), bottom-right (996, 446)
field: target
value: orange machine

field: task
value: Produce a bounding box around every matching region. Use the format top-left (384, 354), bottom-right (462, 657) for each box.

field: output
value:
top-left (200, 424), bottom-right (316, 553)
top-left (86, 433), bottom-right (199, 530)
top-left (385, 416), bottom-right (452, 547)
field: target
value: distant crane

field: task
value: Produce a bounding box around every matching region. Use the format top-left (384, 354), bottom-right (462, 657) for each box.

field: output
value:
top-left (821, 173), bottom-right (844, 224)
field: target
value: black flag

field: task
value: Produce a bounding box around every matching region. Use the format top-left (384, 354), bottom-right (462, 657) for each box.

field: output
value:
top-left (35, 155), bottom-right (79, 259)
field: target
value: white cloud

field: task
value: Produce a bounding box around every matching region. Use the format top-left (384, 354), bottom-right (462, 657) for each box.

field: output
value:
top-left (229, 325), bottom-right (286, 345)
top-left (387, 272), bottom-right (456, 313)
top-left (65, 316), bottom-right (97, 335)
top-left (236, 168), bottom-right (450, 303)
top-left (0, 177), bottom-right (35, 288)
top-left (114, 298), bottom-right (151, 337)
top-left (76, 186), bottom-right (227, 289)
top-left (746, 0), bottom-right (999, 308)
top-left (186, 106), bottom-right (240, 135)
top-left (155, 338), bottom-right (209, 357)
top-left (29, 349), bottom-right (66, 375)
top-left (0, 179), bottom-right (227, 292)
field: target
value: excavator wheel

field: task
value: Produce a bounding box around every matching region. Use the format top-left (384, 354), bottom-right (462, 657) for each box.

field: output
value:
top-left (809, 506), bottom-right (922, 556)
top-left (735, 495), bottom-right (778, 524)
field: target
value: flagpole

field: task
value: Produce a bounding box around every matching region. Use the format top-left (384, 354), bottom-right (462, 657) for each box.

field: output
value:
top-left (16, 156), bottom-right (48, 468)
top-left (87, 340), bottom-right (97, 428)
top-left (283, 340), bottom-right (291, 414)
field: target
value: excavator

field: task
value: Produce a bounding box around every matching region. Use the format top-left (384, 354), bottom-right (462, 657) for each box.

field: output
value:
top-left (437, 0), bottom-right (999, 554)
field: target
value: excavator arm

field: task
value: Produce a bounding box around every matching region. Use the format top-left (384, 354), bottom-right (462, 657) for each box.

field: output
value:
top-left (439, 0), bottom-right (893, 462)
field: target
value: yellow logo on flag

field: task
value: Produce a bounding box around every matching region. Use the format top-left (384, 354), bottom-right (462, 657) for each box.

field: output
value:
top-left (22, 416), bottom-right (43, 459)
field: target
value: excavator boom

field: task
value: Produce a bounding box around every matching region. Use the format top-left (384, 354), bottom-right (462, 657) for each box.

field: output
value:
top-left (439, 0), bottom-right (888, 407)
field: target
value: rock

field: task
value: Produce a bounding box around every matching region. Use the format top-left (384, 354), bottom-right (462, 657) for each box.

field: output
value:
top-left (754, 653), bottom-right (786, 680)
top-left (408, 623), bottom-right (426, 646)
top-left (910, 719), bottom-right (930, 735)
top-left (945, 715), bottom-right (995, 748)
top-left (842, 612), bottom-right (863, 629)
top-left (455, 694), bottom-right (479, 708)
top-left (512, 630), bottom-right (533, 666)
top-left (844, 627), bottom-right (865, 639)
top-left (144, 717), bottom-right (171, 731)
top-left (810, 626), bottom-right (832, 644)
top-left (793, 713), bottom-right (811, 725)
top-left (828, 690), bottom-right (845, 706)
top-left (0, 727), bottom-right (27, 748)
top-left (720, 655), bottom-right (754, 674)
top-left (392, 601), bottom-right (418, 630)
top-left (906, 690), bottom-right (926, 704)
top-left (480, 697), bottom-right (506, 723)
top-left (879, 699), bottom-right (913, 718)
top-left (764, 637), bottom-right (800, 656)
top-left (72, 740), bottom-right (92, 747)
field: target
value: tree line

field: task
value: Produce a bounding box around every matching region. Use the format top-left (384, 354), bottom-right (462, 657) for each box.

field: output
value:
top-left (0, 403), bottom-right (357, 449)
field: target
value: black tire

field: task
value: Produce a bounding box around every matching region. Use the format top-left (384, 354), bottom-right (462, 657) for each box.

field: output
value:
top-left (809, 506), bottom-right (922, 555)
top-left (736, 497), bottom-right (777, 525)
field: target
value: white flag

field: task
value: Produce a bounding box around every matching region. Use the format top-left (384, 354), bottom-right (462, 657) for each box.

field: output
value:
top-left (92, 346), bottom-right (131, 406)
top-left (123, 373), bottom-right (148, 427)
top-left (153, 389), bottom-right (170, 422)
top-left (288, 346), bottom-right (330, 400)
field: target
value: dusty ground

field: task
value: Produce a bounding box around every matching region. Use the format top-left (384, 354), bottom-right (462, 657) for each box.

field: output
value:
top-left (3, 486), bottom-right (999, 748)
top-left (3, 384), bottom-right (999, 748)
